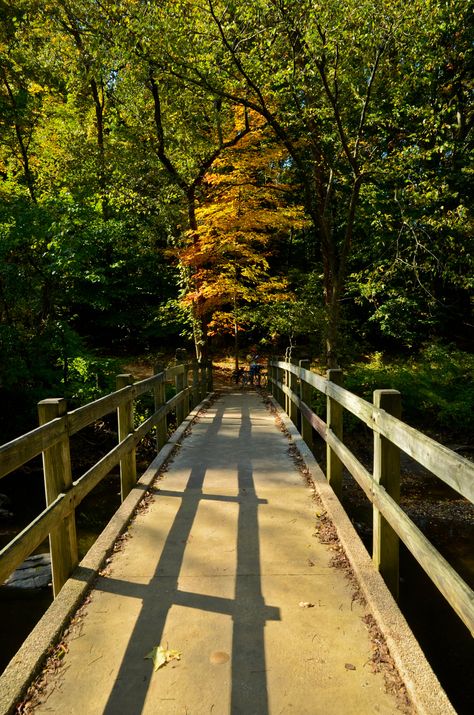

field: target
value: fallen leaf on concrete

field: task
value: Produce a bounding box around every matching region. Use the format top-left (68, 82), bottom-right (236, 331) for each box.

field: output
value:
top-left (345, 663), bottom-right (356, 671)
top-left (299, 601), bottom-right (315, 608)
top-left (145, 645), bottom-right (181, 672)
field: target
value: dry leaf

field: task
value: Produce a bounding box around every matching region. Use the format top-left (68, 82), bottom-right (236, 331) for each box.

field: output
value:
top-left (299, 601), bottom-right (315, 608)
top-left (345, 663), bottom-right (356, 671)
top-left (145, 645), bottom-right (181, 672)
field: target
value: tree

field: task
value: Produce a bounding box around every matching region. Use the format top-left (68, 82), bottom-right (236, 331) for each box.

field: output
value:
top-left (344, 0), bottom-right (473, 348)
top-left (178, 109), bottom-right (306, 365)
top-left (148, 0), bottom-right (471, 363)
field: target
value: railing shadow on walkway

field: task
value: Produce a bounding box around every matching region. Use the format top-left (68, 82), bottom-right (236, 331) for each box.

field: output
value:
top-left (86, 398), bottom-right (281, 714)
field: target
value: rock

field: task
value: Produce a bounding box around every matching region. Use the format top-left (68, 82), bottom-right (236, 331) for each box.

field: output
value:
top-left (4, 553), bottom-right (52, 590)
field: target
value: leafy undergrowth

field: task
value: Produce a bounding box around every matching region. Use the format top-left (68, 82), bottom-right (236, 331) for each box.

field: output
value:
top-left (343, 344), bottom-right (474, 440)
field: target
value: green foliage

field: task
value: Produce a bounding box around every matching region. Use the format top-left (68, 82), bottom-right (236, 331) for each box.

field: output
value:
top-left (62, 355), bottom-right (121, 405)
top-left (344, 345), bottom-right (474, 435)
top-left (0, 0), bottom-right (471, 442)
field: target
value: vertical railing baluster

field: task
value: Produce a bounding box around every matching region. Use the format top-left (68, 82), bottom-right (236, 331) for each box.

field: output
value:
top-left (277, 357), bottom-right (284, 408)
top-left (326, 368), bottom-right (343, 499)
top-left (191, 360), bottom-right (199, 409)
top-left (299, 359), bottom-right (312, 449)
top-left (38, 398), bottom-right (78, 597)
top-left (116, 374), bottom-right (136, 500)
top-left (153, 364), bottom-right (166, 452)
top-left (206, 360), bottom-right (213, 392)
top-left (289, 360), bottom-right (298, 426)
top-left (183, 362), bottom-right (190, 416)
top-left (175, 366), bottom-right (185, 426)
top-left (373, 389), bottom-right (402, 600)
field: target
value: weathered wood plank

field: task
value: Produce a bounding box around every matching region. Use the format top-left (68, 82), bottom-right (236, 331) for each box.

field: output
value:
top-left (116, 375), bottom-right (136, 501)
top-left (373, 486), bottom-right (474, 636)
top-left (154, 364), bottom-right (167, 452)
top-left (38, 399), bottom-right (78, 597)
top-left (191, 361), bottom-right (200, 410)
top-left (206, 361), bottom-right (213, 392)
top-left (279, 381), bottom-right (300, 406)
top-left (67, 387), bottom-right (130, 436)
top-left (183, 364), bottom-right (190, 417)
top-left (271, 360), bottom-right (328, 393)
top-left (274, 363), bottom-right (474, 502)
top-left (165, 364), bottom-right (185, 380)
top-left (0, 492), bottom-right (73, 586)
top-left (175, 369), bottom-right (185, 425)
top-left (275, 362), bottom-right (284, 408)
top-left (315, 425), bottom-right (474, 634)
top-left (373, 390), bottom-right (402, 600)
top-left (298, 366), bottom-right (328, 393)
top-left (374, 410), bottom-right (474, 502)
top-left (288, 362), bottom-right (299, 426)
top-left (0, 418), bottom-right (67, 480)
top-left (299, 360), bottom-right (313, 450)
top-left (73, 435), bottom-right (134, 506)
top-left (326, 369), bottom-right (344, 499)
top-left (134, 412), bottom-right (159, 445)
top-left (326, 381), bottom-right (375, 427)
top-left (133, 371), bottom-right (165, 397)
top-left (300, 401), bottom-right (327, 440)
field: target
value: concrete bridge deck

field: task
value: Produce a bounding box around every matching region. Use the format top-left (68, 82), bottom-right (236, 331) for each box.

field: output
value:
top-left (19, 391), bottom-right (447, 714)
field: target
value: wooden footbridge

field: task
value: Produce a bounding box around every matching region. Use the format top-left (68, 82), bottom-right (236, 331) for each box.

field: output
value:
top-left (0, 360), bottom-right (473, 714)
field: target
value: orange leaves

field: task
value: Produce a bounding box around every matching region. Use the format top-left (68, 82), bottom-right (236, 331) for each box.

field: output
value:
top-left (181, 108), bottom-right (307, 335)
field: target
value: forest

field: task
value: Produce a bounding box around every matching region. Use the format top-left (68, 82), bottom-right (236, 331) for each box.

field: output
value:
top-left (0, 0), bottom-right (472, 441)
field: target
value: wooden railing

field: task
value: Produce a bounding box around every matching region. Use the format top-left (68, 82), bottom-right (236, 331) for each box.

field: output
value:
top-left (268, 359), bottom-right (474, 636)
top-left (0, 361), bottom-right (213, 597)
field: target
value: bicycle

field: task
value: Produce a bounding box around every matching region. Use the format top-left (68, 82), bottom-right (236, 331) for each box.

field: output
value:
top-left (231, 365), bottom-right (267, 388)
top-left (243, 368), bottom-right (268, 388)
top-left (231, 367), bottom-right (245, 384)
top-left (240, 370), bottom-right (251, 386)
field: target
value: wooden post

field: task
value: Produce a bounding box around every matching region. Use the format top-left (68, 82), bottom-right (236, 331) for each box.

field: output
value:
top-left (268, 358), bottom-right (275, 398)
top-left (183, 363), bottom-right (190, 416)
top-left (373, 389), bottom-right (402, 600)
top-left (276, 358), bottom-right (285, 408)
top-left (175, 366), bottom-right (185, 426)
top-left (207, 360), bottom-right (213, 392)
top-left (326, 368), bottom-right (343, 499)
top-left (191, 360), bottom-right (199, 408)
top-left (153, 364), bottom-right (166, 452)
top-left (299, 360), bottom-right (312, 448)
top-left (289, 360), bottom-right (298, 426)
top-left (272, 359), bottom-right (278, 402)
top-left (38, 398), bottom-right (78, 597)
top-left (116, 374), bottom-right (136, 501)
top-left (198, 360), bottom-right (206, 401)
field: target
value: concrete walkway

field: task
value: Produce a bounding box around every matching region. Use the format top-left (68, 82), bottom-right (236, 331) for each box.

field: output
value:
top-left (34, 391), bottom-right (402, 714)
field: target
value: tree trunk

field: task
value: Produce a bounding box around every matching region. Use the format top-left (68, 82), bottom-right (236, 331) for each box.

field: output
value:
top-left (90, 78), bottom-right (109, 220)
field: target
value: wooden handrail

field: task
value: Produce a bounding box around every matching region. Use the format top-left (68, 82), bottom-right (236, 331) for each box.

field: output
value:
top-left (269, 360), bottom-right (474, 635)
top-left (0, 360), bottom-right (211, 595)
top-left (271, 362), bottom-right (474, 501)
top-left (0, 417), bottom-right (68, 480)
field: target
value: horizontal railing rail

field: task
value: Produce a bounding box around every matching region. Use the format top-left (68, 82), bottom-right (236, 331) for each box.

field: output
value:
top-left (268, 359), bottom-right (474, 636)
top-left (0, 360), bottom-right (213, 596)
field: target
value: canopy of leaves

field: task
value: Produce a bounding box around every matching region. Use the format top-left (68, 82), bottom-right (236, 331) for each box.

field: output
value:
top-left (0, 0), bottom-right (471, 432)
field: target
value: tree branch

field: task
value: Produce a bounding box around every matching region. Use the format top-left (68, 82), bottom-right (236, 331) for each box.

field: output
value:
top-left (353, 42), bottom-right (386, 161)
top-left (148, 68), bottom-right (188, 192)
